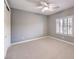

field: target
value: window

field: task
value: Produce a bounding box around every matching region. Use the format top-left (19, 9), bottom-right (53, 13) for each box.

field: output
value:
top-left (56, 16), bottom-right (73, 36)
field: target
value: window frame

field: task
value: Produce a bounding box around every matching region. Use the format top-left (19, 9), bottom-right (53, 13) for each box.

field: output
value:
top-left (56, 16), bottom-right (73, 36)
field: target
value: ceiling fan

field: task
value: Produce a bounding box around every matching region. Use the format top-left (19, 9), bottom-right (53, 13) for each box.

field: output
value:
top-left (37, 0), bottom-right (59, 12)
top-left (27, 0), bottom-right (59, 12)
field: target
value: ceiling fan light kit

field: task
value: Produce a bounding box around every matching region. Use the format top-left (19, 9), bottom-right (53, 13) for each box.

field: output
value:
top-left (41, 7), bottom-right (49, 12)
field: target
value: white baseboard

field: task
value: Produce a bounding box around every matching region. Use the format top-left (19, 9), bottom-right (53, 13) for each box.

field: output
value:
top-left (48, 36), bottom-right (74, 45)
top-left (11, 36), bottom-right (74, 46)
top-left (11, 36), bottom-right (48, 46)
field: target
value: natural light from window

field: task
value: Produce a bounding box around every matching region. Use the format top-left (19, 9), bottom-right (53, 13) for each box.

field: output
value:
top-left (56, 16), bottom-right (73, 36)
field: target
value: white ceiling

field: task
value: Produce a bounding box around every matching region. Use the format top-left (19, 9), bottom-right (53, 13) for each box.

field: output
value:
top-left (8, 0), bottom-right (74, 15)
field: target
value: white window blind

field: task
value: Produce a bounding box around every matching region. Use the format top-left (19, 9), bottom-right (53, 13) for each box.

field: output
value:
top-left (56, 16), bottom-right (73, 36)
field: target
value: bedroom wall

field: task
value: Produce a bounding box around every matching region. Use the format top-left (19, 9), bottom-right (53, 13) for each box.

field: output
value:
top-left (4, 3), bottom-right (11, 57)
top-left (48, 7), bottom-right (74, 43)
top-left (11, 7), bottom-right (74, 43)
top-left (11, 9), bottom-right (47, 43)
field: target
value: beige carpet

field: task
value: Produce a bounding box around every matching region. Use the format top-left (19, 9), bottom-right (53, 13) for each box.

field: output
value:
top-left (5, 37), bottom-right (74, 59)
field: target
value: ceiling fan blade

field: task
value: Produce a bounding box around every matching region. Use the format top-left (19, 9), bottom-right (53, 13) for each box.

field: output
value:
top-left (37, 6), bottom-right (43, 9)
top-left (49, 4), bottom-right (59, 8)
top-left (40, 1), bottom-right (48, 6)
top-left (49, 7), bottom-right (56, 11)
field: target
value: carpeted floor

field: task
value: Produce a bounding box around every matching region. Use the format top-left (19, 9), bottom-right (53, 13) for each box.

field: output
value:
top-left (5, 37), bottom-right (74, 59)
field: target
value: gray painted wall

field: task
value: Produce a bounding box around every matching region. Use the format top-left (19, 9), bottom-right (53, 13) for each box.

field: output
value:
top-left (48, 7), bottom-right (74, 43)
top-left (11, 7), bottom-right (74, 43)
top-left (11, 9), bottom-right (47, 43)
